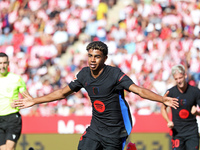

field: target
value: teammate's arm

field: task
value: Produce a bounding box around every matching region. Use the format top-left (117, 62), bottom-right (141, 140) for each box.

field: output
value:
top-left (128, 84), bottom-right (179, 109)
top-left (161, 104), bottom-right (174, 129)
top-left (14, 85), bottom-right (74, 109)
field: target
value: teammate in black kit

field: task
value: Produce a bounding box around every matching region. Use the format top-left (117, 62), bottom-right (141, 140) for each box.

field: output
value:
top-left (161, 64), bottom-right (200, 150)
top-left (14, 41), bottom-right (179, 150)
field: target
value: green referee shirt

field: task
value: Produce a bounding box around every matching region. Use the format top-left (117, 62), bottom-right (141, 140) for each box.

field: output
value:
top-left (0, 72), bottom-right (27, 116)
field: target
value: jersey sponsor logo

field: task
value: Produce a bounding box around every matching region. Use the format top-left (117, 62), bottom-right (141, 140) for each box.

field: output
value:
top-left (179, 109), bottom-right (189, 119)
top-left (94, 100), bottom-right (105, 113)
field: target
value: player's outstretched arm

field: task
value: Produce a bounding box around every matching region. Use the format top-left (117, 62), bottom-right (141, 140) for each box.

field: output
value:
top-left (14, 85), bottom-right (74, 109)
top-left (129, 84), bottom-right (179, 109)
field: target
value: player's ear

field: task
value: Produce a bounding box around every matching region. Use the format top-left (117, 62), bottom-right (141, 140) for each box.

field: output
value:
top-left (104, 55), bottom-right (108, 62)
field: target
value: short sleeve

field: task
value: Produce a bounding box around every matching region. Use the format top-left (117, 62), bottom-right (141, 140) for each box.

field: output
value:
top-left (115, 68), bottom-right (134, 91)
top-left (68, 69), bottom-right (85, 92)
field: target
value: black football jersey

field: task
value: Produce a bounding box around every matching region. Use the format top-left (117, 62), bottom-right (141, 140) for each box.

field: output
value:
top-left (69, 65), bottom-right (134, 138)
top-left (168, 84), bottom-right (200, 137)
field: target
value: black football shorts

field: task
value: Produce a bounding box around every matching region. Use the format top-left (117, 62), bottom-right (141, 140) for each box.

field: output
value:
top-left (172, 135), bottom-right (199, 150)
top-left (78, 127), bottom-right (127, 150)
top-left (0, 112), bottom-right (22, 145)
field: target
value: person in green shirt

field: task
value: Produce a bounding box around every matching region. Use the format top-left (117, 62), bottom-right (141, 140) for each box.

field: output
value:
top-left (0, 52), bottom-right (31, 150)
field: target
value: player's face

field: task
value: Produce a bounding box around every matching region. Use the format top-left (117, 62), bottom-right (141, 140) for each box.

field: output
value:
top-left (88, 49), bottom-right (107, 72)
top-left (0, 56), bottom-right (9, 77)
top-left (173, 72), bottom-right (186, 89)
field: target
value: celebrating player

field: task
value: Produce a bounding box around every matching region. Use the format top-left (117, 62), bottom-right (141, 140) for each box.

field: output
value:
top-left (14, 41), bottom-right (179, 150)
top-left (161, 64), bottom-right (200, 150)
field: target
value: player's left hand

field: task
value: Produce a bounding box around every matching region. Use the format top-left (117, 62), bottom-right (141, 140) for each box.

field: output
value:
top-left (162, 91), bottom-right (179, 109)
top-left (167, 121), bottom-right (174, 129)
top-left (191, 105), bottom-right (197, 115)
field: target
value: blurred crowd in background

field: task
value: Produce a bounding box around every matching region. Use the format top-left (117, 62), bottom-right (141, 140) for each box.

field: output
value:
top-left (1, 0), bottom-right (200, 117)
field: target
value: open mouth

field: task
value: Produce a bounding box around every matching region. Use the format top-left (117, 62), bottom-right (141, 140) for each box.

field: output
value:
top-left (90, 64), bottom-right (96, 68)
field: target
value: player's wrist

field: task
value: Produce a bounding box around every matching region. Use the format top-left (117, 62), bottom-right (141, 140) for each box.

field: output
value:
top-left (162, 96), bottom-right (165, 104)
top-left (162, 96), bottom-right (168, 107)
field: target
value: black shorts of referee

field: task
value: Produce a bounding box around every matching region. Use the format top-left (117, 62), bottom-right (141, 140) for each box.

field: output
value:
top-left (0, 112), bottom-right (22, 146)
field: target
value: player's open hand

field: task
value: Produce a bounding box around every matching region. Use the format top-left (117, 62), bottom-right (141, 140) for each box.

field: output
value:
top-left (14, 92), bottom-right (34, 109)
top-left (162, 91), bottom-right (179, 109)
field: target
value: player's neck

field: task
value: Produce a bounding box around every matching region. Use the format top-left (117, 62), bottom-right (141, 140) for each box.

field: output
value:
top-left (177, 83), bottom-right (188, 93)
top-left (91, 65), bottom-right (105, 78)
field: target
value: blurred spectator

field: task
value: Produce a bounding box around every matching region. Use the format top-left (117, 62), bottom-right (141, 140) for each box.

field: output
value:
top-left (84, 16), bottom-right (99, 41)
top-left (57, 100), bottom-right (73, 116)
top-left (0, 27), bottom-right (13, 46)
top-left (96, 0), bottom-right (108, 20)
top-left (1, 0), bottom-right (200, 117)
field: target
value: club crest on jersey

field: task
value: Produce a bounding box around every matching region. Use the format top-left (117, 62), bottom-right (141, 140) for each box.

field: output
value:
top-left (94, 100), bottom-right (105, 113)
top-left (93, 87), bottom-right (99, 95)
top-left (180, 99), bottom-right (187, 106)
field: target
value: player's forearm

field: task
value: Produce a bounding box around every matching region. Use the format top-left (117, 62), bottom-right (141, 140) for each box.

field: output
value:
top-left (138, 88), bottom-right (163, 103)
top-left (129, 84), bottom-right (164, 103)
top-left (161, 105), bottom-right (170, 123)
top-left (33, 88), bottom-right (72, 105)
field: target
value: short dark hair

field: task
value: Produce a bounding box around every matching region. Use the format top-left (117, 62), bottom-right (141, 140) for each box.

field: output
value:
top-left (86, 41), bottom-right (108, 56)
top-left (0, 52), bottom-right (8, 59)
